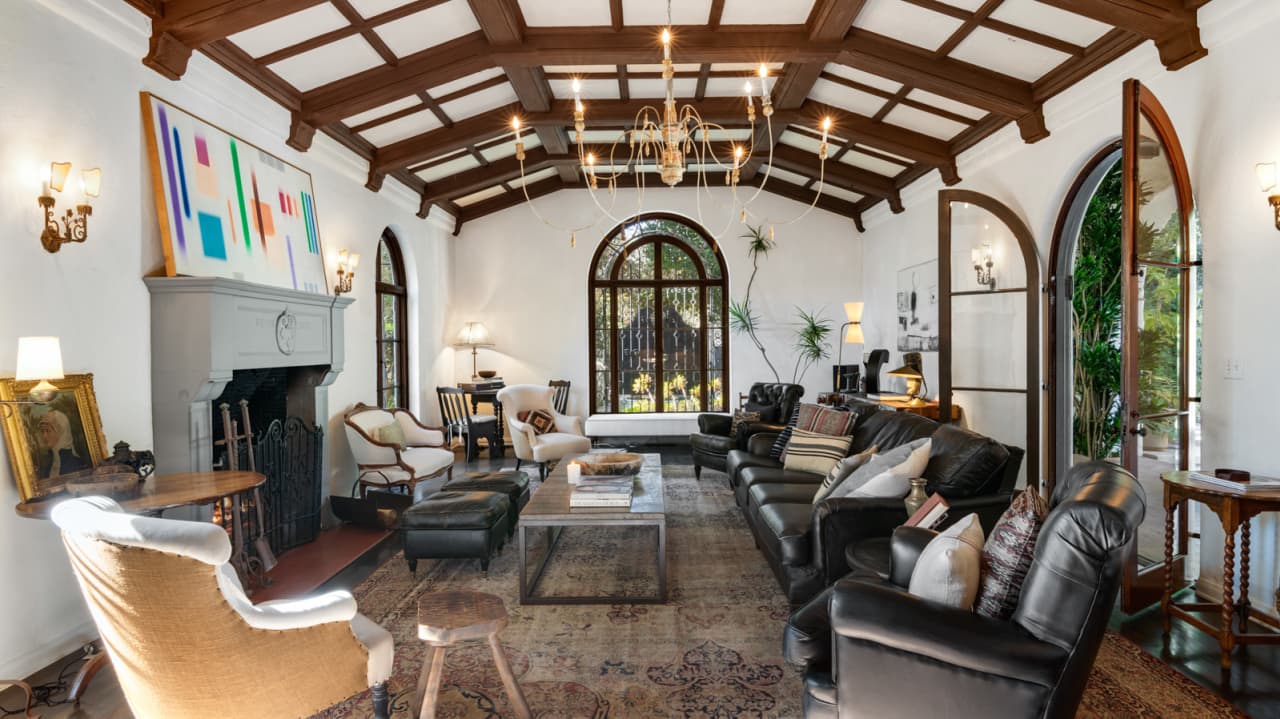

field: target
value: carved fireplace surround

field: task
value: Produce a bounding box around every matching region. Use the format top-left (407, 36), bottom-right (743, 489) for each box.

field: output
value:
top-left (144, 277), bottom-right (352, 504)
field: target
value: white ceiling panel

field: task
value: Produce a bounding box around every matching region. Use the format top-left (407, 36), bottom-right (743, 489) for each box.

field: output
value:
top-left (694, 128), bottom-right (754, 142)
top-left (855, 0), bottom-right (965, 52)
top-left (627, 64), bottom-right (702, 74)
top-left (417, 154), bottom-right (482, 183)
top-left (440, 82), bottom-right (521, 120)
top-left (841, 148), bottom-right (912, 176)
top-left (933, 0), bottom-right (985, 9)
top-left (630, 78), bottom-right (699, 99)
top-left (820, 185), bottom-right (865, 204)
top-left (906, 89), bottom-right (985, 121)
top-left (348, 0), bottom-right (418, 18)
top-left (711, 62), bottom-right (786, 73)
top-left (622, 0), bottom-right (712, 25)
top-left (822, 63), bottom-right (901, 94)
top-left (268, 36), bottom-right (385, 92)
top-left (882, 104), bottom-right (969, 140)
top-left (359, 109), bottom-right (444, 146)
top-left (703, 76), bottom-right (757, 98)
top-left (549, 78), bottom-right (619, 100)
top-left (720, 0), bottom-right (815, 24)
top-left (428, 68), bottom-right (505, 99)
top-left (761, 165), bottom-right (814, 187)
top-left (950, 26), bottom-right (1072, 82)
top-left (780, 131), bottom-right (845, 157)
top-left (519, 167), bottom-right (560, 185)
top-left (991, 0), bottom-right (1111, 47)
top-left (229, 4), bottom-right (348, 58)
top-left (545, 65), bottom-right (617, 74)
top-left (455, 185), bottom-right (508, 206)
top-left (577, 129), bottom-right (630, 144)
top-left (373, 0), bottom-right (481, 58)
top-left (481, 133), bottom-right (543, 162)
top-left (518, 0), bottom-right (611, 26)
top-left (808, 77), bottom-right (888, 117)
top-left (343, 95), bottom-right (422, 127)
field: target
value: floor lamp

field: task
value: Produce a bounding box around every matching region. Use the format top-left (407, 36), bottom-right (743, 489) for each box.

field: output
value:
top-left (835, 302), bottom-right (864, 391)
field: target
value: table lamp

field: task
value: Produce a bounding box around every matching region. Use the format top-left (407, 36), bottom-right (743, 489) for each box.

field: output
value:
top-left (2, 337), bottom-right (64, 414)
top-left (454, 322), bottom-right (494, 380)
top-left (887, 363), bottom-right (927, 407)
top-left (834, 302), bottom-right (864, 391)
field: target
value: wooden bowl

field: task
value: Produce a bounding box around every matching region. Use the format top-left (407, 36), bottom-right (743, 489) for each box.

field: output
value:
top-left (575, 452), bottom-right (644, 477)
top-left (63, 466), bottom-right (142, 499)
top-left (478, 370), bottom-right (498, 379)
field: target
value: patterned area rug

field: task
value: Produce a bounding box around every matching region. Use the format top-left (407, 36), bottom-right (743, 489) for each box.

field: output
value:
top-left (315, 464), bottom-right (1243, 718)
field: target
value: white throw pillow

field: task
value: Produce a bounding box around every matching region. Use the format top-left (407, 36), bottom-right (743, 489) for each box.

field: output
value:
top-left (828, 438), bottom-right (926, 500)
top-left (908, 513), bottom-right (985, 609)
top-left (812, 445), bottom-right (878, 504)
top-left (850, 438), bottom-right (932, 499)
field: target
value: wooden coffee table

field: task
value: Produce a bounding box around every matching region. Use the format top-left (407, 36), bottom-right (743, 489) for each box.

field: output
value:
top-left (517, 453), bottom-right (666, 604)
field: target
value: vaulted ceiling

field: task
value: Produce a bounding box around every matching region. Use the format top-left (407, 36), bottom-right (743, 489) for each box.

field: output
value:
top-left (123, 0), bottom-right (1212, 231)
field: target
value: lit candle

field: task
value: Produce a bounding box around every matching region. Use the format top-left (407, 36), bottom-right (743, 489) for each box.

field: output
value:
top-left (572, 78), bottom-right (582, 105)
top-left (567, 461), bottom-right (582, 485)
top-left (662, 28), bottom-right (671, 61)
top-left (743, 80), bottom-right (753, 97)
top-left (512, 116), bottom-right (521, 138)
top-left (821, 117), bottom-right (831, 144)
top-left (758, 64), bottom-right (770, 97)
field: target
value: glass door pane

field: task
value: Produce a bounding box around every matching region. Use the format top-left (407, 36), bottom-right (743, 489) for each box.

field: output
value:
top-left (617, 287), bottom-right (655, 413)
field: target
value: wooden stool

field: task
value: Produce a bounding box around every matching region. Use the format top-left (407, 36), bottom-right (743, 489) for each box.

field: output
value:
top-left (413, 591), bottom-right (531, 719)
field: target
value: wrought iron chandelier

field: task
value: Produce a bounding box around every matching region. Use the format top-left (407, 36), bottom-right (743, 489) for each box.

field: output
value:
top-left (510, 0), bottom-right (833, 244)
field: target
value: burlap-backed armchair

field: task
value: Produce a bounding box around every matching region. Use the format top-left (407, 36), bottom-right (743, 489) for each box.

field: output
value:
top-left (496, 384), bottom-right (591, 479)
top-left (52, 497), bottom-right (394, 719)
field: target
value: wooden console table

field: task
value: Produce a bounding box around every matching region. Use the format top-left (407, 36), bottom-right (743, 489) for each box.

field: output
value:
top-left (1160, 471), bottom-right (1280, 670)
top-left (817, 392), bottom-right (962, 422)
top-left (15, 470), bottom-right (266, 704)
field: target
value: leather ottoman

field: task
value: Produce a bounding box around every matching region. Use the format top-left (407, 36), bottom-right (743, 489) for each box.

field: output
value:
top-left (439, 470), bottom-right (531, 536)
top-left (401, 490), bottom-right (510, 573)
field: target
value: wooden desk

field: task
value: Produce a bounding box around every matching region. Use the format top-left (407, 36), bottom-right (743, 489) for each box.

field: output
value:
top-left (817, 392), bottom-right (962, 422)
top-left (1161, 471), bottom-right (1280, 670)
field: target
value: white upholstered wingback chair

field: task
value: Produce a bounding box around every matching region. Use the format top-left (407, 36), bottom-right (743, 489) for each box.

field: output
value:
top-left (344, 402), bottom-right (454, 497)
top-left (51, 496), bottom-right (394, 719)
top-left (497, 384), bottom-right (592, 479)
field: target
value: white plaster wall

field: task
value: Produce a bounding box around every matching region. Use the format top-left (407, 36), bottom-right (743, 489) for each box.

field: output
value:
top-left (0, 0), bottom-right (454, 676)
top-left (856, 0), bottom-right (1280, 616)
top-left (452, 189), bottom-right (862, 417)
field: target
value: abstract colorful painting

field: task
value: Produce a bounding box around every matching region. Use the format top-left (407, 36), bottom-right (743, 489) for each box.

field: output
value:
top-left (141, 93), bottom-right (328, 294)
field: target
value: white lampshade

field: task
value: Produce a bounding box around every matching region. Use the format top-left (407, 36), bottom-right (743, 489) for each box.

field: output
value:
top-left (1258, 162), bottom-right (1278, 193)
top-left (455, 322), bottom-right (493, 347)
top-left (842, 302), bottom-right (864, 343)
top-left (843, 302), bottom-right (863, 323)
top-left (16, 336), bottom-right (64, 381)
top-left (844, 324), bottom-right (864, 344)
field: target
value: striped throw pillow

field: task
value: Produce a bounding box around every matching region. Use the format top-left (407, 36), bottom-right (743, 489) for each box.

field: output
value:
top-left (769, 406), bottom-right (801, 459)
top-left (782, 429), bottom-right (853, 476)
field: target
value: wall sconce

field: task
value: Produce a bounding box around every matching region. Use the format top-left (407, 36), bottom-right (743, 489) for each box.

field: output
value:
top-left (334, 249), bottom-right (359, 295)
top-left (1, 337), bottom-right (65, 416)
top-left (1255, 162), bottom-right (1280, 230)
top-left (971, 241), bottom-right (996, 290)
top-left (39, 162), bottom-right (100, 253)
top-left (834, 302), bottom-right (864, 391)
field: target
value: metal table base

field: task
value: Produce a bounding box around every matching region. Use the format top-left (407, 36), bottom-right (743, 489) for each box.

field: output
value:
top-left (518, 520), bottom-right (667, 605)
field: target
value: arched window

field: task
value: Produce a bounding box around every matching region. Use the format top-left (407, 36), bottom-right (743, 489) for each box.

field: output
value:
top-left (376, 229), bottom-right (408, 409)
top-left (589, 213), bottom-right (728, 414)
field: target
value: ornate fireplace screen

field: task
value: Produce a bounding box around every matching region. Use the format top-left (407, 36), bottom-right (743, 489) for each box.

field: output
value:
top-left (217, 417), bottom-right (323, 558)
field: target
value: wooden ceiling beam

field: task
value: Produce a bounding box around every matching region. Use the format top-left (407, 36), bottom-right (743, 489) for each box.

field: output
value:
top-left (1034, 0), bottom-right (1207, 70)
top-left (494, 26), bottom-right (839, 65)
top-left (901, 0), bottom-right (1084, 56)
top-left (744, 174), bottom-right (863, 223)
top-left (143, 0), bottom-right (326, 79)
top-left (423, 146), bottom-right (568, 203)
top-left (374, 103), bottom-right (525, 172)
top-left (768, 144), bottom-right (902, 210)
top-left (455, 176), bottom-right (565, 225)
top-left (839, 30), bottom-right (1048, 142)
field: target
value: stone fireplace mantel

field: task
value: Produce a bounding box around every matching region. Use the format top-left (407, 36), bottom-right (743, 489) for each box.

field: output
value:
top-left (144, 277), bottom-right (352, 480)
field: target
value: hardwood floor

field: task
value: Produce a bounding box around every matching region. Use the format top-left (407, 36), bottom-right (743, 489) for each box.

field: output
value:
top-left (4, 442), bottom-right (1274, 718)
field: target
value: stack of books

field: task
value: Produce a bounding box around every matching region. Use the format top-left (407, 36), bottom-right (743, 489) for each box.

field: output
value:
top-left (570, 477), bottom-right (634, 507)
top-left (1187, 471), bottom-right (1280, 493)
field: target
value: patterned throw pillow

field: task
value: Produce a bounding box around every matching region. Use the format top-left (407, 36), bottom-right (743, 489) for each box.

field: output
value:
top-left (526, 408), bottom-right (556, 435)
top-left (775, 403), bottom-right (856, 460)
top-left (372, 422), bottom-right (406, 448)
top-left (782, 429), bottom-right (853, 476)
top-left (769, 406), bottom-right (801, 460)
top-left (730, 410), bottom-right (762, 438)
top-left (975, 488), bottom-right (1050, 620)
top-left (812, 445), bottom-right (878, 504)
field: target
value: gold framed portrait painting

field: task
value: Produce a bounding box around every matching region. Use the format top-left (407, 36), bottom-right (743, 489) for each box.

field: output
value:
top-left (1, 373), bottom-right (108, 502)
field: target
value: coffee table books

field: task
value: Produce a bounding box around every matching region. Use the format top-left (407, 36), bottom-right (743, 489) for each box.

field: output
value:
top-left (569, 477), bottom-right (633, 507)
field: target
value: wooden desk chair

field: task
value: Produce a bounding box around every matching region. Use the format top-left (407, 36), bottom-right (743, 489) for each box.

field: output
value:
top-left (438, 387), bottom-right (501, 462)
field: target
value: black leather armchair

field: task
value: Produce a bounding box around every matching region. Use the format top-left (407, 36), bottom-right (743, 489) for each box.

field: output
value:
top-left (689, 382), bottom-right (803, 480)
top-left (784, 460), bottom-right (1145, 719)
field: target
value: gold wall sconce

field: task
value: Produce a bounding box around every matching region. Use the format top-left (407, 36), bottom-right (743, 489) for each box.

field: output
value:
top-left (1, 336), bottom-right (64, 417)
top-left (334, 249), bottom-right (360, 295)
top-left (972, 241), bottom-right (996, 290)
top-left (40, 162), bottom-right (101, 253)
top-left (1255, 162), bottom-right (1280, 230)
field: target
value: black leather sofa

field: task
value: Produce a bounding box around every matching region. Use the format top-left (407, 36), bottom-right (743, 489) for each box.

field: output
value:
top-left (725, 398), bottom-right (1022, 604)
top-left (689, 382), bottom-right (804, 480)
top-left (782, 460), bottom-right (1145, 719)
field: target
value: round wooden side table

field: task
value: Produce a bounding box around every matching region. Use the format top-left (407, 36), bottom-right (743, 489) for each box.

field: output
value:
top-left (413, 591), bottom-right (531, 719)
